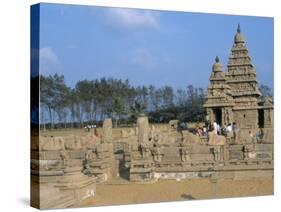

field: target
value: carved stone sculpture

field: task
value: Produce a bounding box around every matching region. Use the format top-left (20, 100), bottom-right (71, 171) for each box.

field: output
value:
top-left (102, 118), bottom-right (113, 143)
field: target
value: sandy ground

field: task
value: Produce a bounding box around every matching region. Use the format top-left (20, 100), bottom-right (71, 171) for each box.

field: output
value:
top-left (78, 177), bottom-right (273, 207)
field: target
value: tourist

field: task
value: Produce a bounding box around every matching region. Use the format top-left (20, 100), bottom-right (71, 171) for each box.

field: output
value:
top-left (203, 126), bottom-right (207, 136)
top-left (179, 122), bottom-right (187, 131)
top-left (198, 127), bottom-right (203, 136)
top-left (232, 122), bottom-right (237, 143)
top-left (225, 123), bottom-right (233, 137)
top-left (195, 127), bottom-right (199, 135)
top-left (226, 123), bottom-right (232, 132)
top-left (84, 125), bottom-right (90, 132)
top-left (208, 121), bottom-right (213, 132)
top-left (221, 124), bottom-right (227, 136)
top-left (194, 126), bottom-right (200, 136)
top-left (217, 123), bottom-right (221, 135)
top-left (213, 121), bottom-right (218, 134)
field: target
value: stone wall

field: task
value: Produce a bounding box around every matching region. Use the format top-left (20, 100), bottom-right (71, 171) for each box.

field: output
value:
top-left (233, 109), bottom-right (258, 129)
top-left (31, 117), bottom-right (273, 208)
top-left (125, 116), bottom-right (273, 182)
top-left (31, 119), bottom-right (115, 209)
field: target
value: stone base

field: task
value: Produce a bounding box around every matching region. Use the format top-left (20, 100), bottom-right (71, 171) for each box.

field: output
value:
top-left (32, 168), bottom-right (96, 209)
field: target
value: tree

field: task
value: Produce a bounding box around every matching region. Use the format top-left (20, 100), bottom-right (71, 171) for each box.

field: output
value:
top-left (75, 80), bottom-right (95, 126)
top-left (185, 85), bottom-right (205, 122)
top-left (68, 88), bottom-right (78, 128)
top-left (40, 74), bottom-right (69, 129)
top-left (40, 73), bottom-right (207, 129)
top-left (148, 85), bottom-right (162, 111)
top-left (175, 88), bottom-right (187, 107)
top-left (161, 86), bottom-right (174, 108)
top-left (130, 100), bottom-right (147, 122)
top-left (259, 84), bottom-right (273, 101)
top-left (54, 83), bottom-right (70, 129)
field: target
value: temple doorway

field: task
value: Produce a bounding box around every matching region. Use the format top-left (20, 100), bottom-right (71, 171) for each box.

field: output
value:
top-left (258, 109), bottom-right (264, 128)
top-left (213, 108), bottom-right (222, 126)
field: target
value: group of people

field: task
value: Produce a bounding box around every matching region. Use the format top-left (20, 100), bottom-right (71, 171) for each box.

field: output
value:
top-left (212, 121), bottom-right (237, 136)
top-left (194, 120), bottom-right (265, 144)
top-left (194, 121), bottom-right (237, 139)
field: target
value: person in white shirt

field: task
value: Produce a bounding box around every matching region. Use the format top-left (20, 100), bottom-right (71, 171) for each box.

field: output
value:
top-left (226, 123), bottom-right (232, 132)
top-left (213, 121), bottom-right (218, 134)
top-left (203, 126), bottom-right (207, 136)
top-left (217, 123), bottom-right (221, 135)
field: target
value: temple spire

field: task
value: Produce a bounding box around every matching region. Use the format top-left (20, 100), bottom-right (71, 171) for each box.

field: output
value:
top-left (237, 23), bottom-right (241, 33)
top-left (212, 56), bottom-right (224, 74)
top-left (234, 23), bottom-right (245, 44)
top-left (215, 56), bottom-right (220, 63)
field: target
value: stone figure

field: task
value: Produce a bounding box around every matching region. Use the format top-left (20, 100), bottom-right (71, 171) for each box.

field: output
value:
top-left (211, 146), bottom-right (223, 161)
top-left (137, 116), bottom-right (150, 143)
top-left (138, 143), bottom-right (150, 158)
top-left (224, 108), bottom-right (232, 124)
top-left (151, 140), bottom-right (162, 162)
top-left (59, 150), bottom-right (69, 167)
top-left (83, 148), bottom-right (100, 175)
top-left (85, 148), bottom-right (98, 161)
top-left (102, 118), bottom-right (113, 143)
top-left (180, 147), bottom-right (190, 162)
top-left (243, 145), bottom-right (256, 160)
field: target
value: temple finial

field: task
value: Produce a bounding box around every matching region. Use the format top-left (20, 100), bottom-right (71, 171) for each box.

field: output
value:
top-left (237, 23), bottom-right (241, 33)
top-left (215, 56), bottom-right (220, 63)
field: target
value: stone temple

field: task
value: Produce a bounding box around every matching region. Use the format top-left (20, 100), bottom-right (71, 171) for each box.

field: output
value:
top-left (31, 24), bottom-right (274, 209)
top-left (204, 24), bottom-right (273, 141)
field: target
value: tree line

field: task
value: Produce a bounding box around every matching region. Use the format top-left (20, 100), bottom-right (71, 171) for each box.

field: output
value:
top-left (38, 74), bottom-right (272, 130)
top-left (39, 74), bottom-right (206, 130)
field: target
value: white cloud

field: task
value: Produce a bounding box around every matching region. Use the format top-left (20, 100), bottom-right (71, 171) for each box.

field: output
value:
top-left (131, 48), bottom-right (158, 69)
top-left (40, 47), bottom-right (59, 64)
top-left (39, 47), bottom-right (61, 74)
top-left (130, 48), bottom-right (174, 69)
top-left (104, 8), bottom-right (160, 30)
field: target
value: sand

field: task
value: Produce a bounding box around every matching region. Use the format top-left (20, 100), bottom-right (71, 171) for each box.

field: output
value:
top-left (79, 177), bottom-right (273, 207)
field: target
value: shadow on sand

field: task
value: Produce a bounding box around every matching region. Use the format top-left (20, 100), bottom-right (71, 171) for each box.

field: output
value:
top-left (181, 194), bottom-right (195, 200)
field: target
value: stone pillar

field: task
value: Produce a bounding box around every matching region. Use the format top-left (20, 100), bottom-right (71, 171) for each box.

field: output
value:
top-left (101, 118), bottom-right (117, 178)
top-left (228, 107), bottom-right (233, 124)
top-left (264, 108), bottom-right (273, 128)
top-left (221, 108), bottom-right (225, 126)
top-left (206, 108), bottom-right (213, 123)
top-left (137, 116), bottom-right (149, 143)
top-left (102, 118), bottom-right (112, 143)
top-left (222, 107), bottom-right (233, 125)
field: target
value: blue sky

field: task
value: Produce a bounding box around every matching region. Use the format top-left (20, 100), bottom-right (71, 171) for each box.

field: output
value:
top-left (39, 3), bottom-right (274, 90)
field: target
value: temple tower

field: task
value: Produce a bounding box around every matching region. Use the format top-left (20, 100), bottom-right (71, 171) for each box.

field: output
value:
top-left (204, 56), bottom-right (234, 126)
top-left (225, 24), bottom-right (261, 129)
